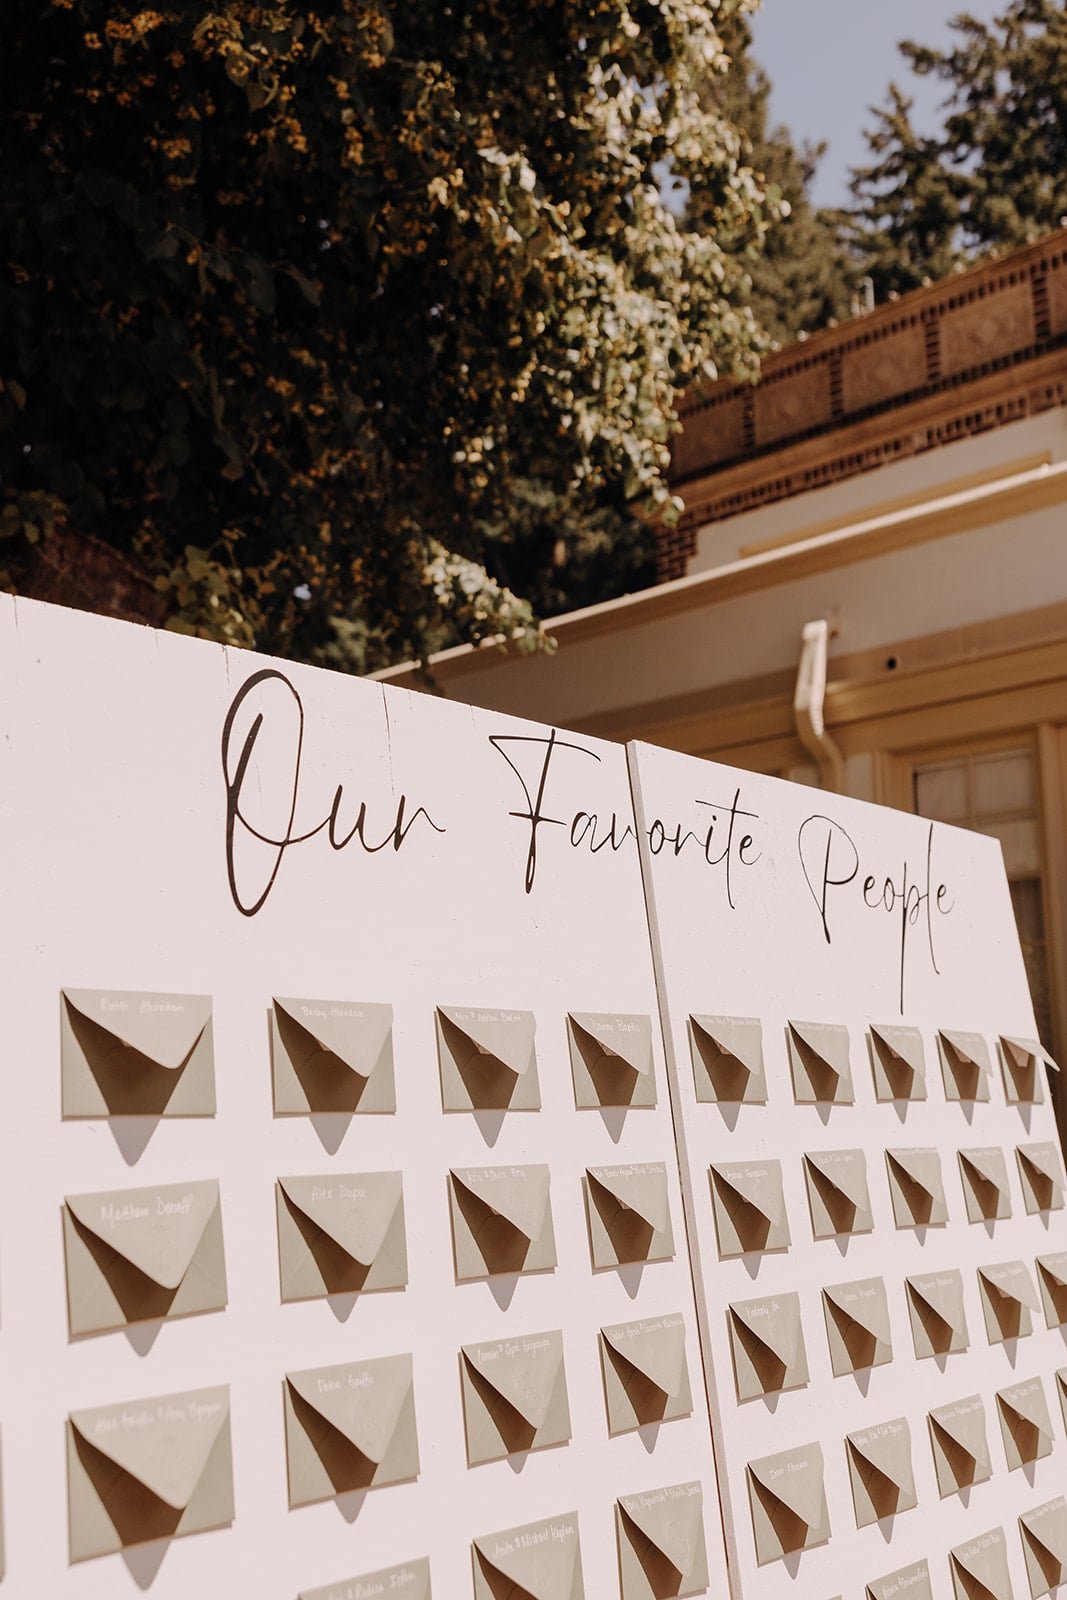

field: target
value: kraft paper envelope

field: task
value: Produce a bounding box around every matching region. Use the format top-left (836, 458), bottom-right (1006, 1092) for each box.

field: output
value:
top-left (997, 1379), bottom-right (1054, 1470)
top-left (978, 1261), bottom-right (1039, 1343)
top-left (272, 997), bottom-right (394, 1115)
top-left (907, 1270), bottom-right (968, 1358)
top-left (1019, 1497), bottom-right (1067, 1598)
top-left (998, 1036), bottom-right (1049, 1105)
top-left (276, 1172), bottom-right (407, 1301)
top-left (939, 1029), bottom-right (993, 1102)
top-left (585, 1164), bottom-right (674, 1268)
top-left (284, 1354), bottom-right (418, 1507)
top-left (460, 1327), bottom-right (570, 1465)
top-left (949, 1526), bottom-right (1013, 1600)
top-left (846, 1417), bottom-right (916, 1527)
top-left (472, 1511), bottom-right (584, 1600)
top-left (436, 1005), bottom-right (539, 1113)
top-left (300, 1557), bottom-right (431, 1600)
top-left (1036, 1253), bottom-right (1067, 1328)
top-left (803, 1149), bottom-right (873, 1239)
top-left (728, 1292), bottom-right (808, 1400)
top-left (568, 1012), bottom-right (655, 1109)
top-left (959, 1147), bottom-right (1012, 1223)
top-left (63, 1178), bottom-right (226, 1336)
top-left (709, 1160), bottom-right (789, 1257)
top-left (866, 1559), bottom-right (933, 1600)
top-left (1017, 1143), bottom-right (1065, 1214)
top-left (616, 1481), bottom-right (707, 1600)
top-left (599, 1313), bottom-right (692, 1435)
top-left (886, 1148), bottom-right (948, 1228)
top-left (746, 1441), bottom-right (830, 1564)
top-left (822, 1277), bottom-right (893, 1375)
top-left (787, 1020), bottom-right (854, 1105)
top-left (688, 1015), bottom-right (766, 1105)
top-left (869, 1024), bottom-right (927, 1102)
top-left (67, 1384), bottom-right (232, 1563)
top-left (449, 1165), bottom-right (556, 1281)
top-left (61, 988), bottom-right (215, 1118)
top-left (928, 1395), bottom-right (992, 1495)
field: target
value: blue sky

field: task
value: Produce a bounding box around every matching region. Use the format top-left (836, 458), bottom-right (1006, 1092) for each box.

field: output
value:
top-left (750, 0), bottom-right (1005, 208)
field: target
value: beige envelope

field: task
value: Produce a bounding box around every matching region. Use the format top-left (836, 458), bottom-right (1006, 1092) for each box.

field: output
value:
top-left (869, 1025), bottom-right (927, 1102)
top-left (998, 1036), bottom-right (1048, 1105)
top-left (299, 1557), bottom-right (431, 1600)
top-left (61, 988), bottom-right (215, 1118)
top-left (585, 1164), bottom-right (674, 1269)
top-left (928, 1394), bottom-right (992, 1496)
top-left (886, 1148), bottom-right (948, 1228)
top-left (689, 1014), bottom-right (766, 1105)
top-left (472, 1511), bottom-right (584, 1600)
top-left (436, 1005), bottom-right (539, 1112)
top-left (787, 1020), bottom-right (854, 1105)
top-left (846, 1416), bottom-right (916, 1528)
top-left (1036, 1253), bottom-right (1067, 1329)
top-left (448, 1165), bottom-right (556, 1281)
top-left (822, 1277), bottom-right (893, 1376)
top-left (803, 1149), bottom-right (873, 1239)
top-left (1017, 1143), bottom-right (1065, 1214)
top-left (746, 1441), bottom-right (829, 1564)
top-left (959, 1147), bottom-right (1011, 1223)
top-left (284, 1354), bottom-right (418, 1507)
top-left (276, 1172), bottom-right (407, 1301)
top-left (866, 1559), bottom-right (933, 1600)
top-left (949, 1526), bottom-right (1012, 1600)
top-left (63, 1178), bottom-right (226, 1337)
top-left (997, 1378), bottom-right (1054, 1471)
top-left (460, 1328), bottom-right (570, 1465)
top-left (1059, 1370), bottom-right (1067, 1435)
top-left (1019, 1497), bottom-right (1067, 1599)
top-left (728, 1291), bottom-right (808, 1400)
top-left (978, 1260), bottom-right (1039, 1344)
top-left (599, 1313), bottom-right (693, 1435)
top-left (568, 1012), bottom-right (655, 1109)
top-left (907, 1270), bottom-right (968, 1358)
top-left (272, 997), bottom-right (394, 1115)
top-left (709, 1160), bottom-right (789, 1258)
top-left (939, 1028), bottom-right (993, 1102)
top-left (616, 1481), bottom-right (707, 1600)
top-left (67, 1384), bottom-right (232, 1563)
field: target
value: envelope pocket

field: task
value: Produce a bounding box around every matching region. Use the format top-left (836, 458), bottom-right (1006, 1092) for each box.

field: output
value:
top-left (437, 1005), bottom-right (539, 1113)
top-left (63, 1179), bottom-right (226, 1337)
top-left (1019, 1496), bottom-right (1067, 1598)
top-left (67, 1385), bottom-right (232, 1562)
top-left (949, 1525), bottom-right (1012, 1600)
top-left (959, 1147), bottom-right (1011, 1223)
top-left (300, 1558), bottom-right (431, 1600)
top-left (938, 1029), bottom-right (992, 1102)
top-left (1036, 1254), bottom-right (1067, 1329)
top-left (997, 1378), bottom-right (1054, 1471)
top-left (886, 1148), bottom-right (947, 1228)
top-left (928, 1394), bottom-right (991, 1496)
top-left (277, 1172), bottom-right (407, 1301)
top-left (472, 1511), bottom-right (584, 1600)
top-left (272, 997), bottom-right (394, 1115)
top-left (568, 1012), bottom-right (655, 1109)
top-left (906, 1270), bottom-right (968, 1358)
top-left (868, 1025), bottom-right (927, 1102)
top-left (978, 1261), bottom-right (1038, 1344)
top-left (1017, 1143), bottom-right (1065, 1214)
top-left (61, 988), bottom-right (215, 1118)
top-left (786, 1021), bottom-right (854, 1106)
top-left (866, 1558), bottom-right (933, 1600)
top-left (600, 1313), bottom-right (692, 1436)
top-left (284, 1355), bottom-right (418, 1507)
top-left (689, 1015), bottom-right (766, 1105)
top-left (746, 1441), bottom-right (829, 1564)
top-left (728, 1293), bottom-right (808, 1401)
top-left (616, 1481), bottom-right (707, 1600)
top-left (803, 1149), bottom-right (873, 1239)
top-left (448, 1165), bottom-right (556, 1282)
top-left (460, 1328), bottom-right (570, 1466)
top-left (585, 1164), bottom-right (674, 1269)
top-left (998, 1035), bottom-right (1046, 1105)
top-left (822, 1277), bottom-right (893, 1376)
top-left (709, 1160), bottom-right (789, 1258)
top-left (846, 1417), bottom-right (916, 1527)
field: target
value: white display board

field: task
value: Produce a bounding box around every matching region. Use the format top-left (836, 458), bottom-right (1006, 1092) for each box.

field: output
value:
top-left (0, 596), bottom-right (726, 1599)
top-left (629, 742), bottom-right (1067, 1600)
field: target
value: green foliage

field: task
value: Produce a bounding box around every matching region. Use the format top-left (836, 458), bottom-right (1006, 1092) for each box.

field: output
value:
top-left (1, 0), bottom-right (771, 668)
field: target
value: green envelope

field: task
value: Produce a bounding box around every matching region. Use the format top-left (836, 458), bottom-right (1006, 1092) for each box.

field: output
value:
top-left (689, 1014), bottom-right (766, 1105)
top-left (63, 1178), bottom-right (227, 1336)
top-left (616, 1482), bottom-right (707, 1600)
top-left (822, 1277), bottom-right (893, 1376)
top-left (1017, 1143), bottom-right (1065, 1214)
top-left (276, 1172), bottom-right (407, 1301)
top-left (709, 1160), bottom-right (789, 1258)
top-left (271, 997), bottom-right (394, 1115)
top-left (67, 1385), bottom-right (232, 1563)
top-left (727, 1292), bottom-right (808, 1401)
top-left (448, 1165), bottom-right (556, 1281)
top-left (928, 1394), bottom-right (991, 1497)
top-left (886, 1148), bottom-right (948, 1228)
top-left (299, 1556), bottom-right (431, 1600)
top-left (1019, 1497), bottom-right (1067, 1598)
top-left (939, 1029), bottom-right (992, 1102)
top-left (472, 1511), bottom-right (584, 1600)
top-left (567, 1012), bottom-right (655, 1109)
top-left (436, 1005), bottom-right (539, 1113)
top-left (599, 1312), bottom-right (692, 1435)
top-left (283, 1355), bottom-right (418, 1507)
top-left (978, 1260), bottom-right (1039, 1343)
top-left (959, 1147), bottom-right (1011, 1223)
top-left (866, 1558), bottom-right (933, 1600)
top-left (1036, 1253), bottom-right (1067, 1328)
top-left (907, 1270), bottom-right (968, 1358)
top-left (868, 1024), bottom-right (927, 1102)
top-left (746, 1441), bottom-right (830, 1564)
top-left (459, 1327), bottom-right (570, 1465)
top-left (803, 1149), bottom-right (873, 1239)
top-left (948, 1525), bottom-right (1013, 1600)
top-left (60, 988), bottom-right (215, 1118)
top-left (846, 1416), bottom-right (916, 1527)
top-left (585, 1164), bottom-right (674, 1268)
top-left (786, 1020), bottom-right (854, 1105)
top-left (997, 1378), bottom-right (1054, 1470)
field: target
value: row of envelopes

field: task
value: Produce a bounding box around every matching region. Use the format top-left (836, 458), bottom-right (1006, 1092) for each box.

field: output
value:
top-left (57, 988), bottom-right (1059, 1119)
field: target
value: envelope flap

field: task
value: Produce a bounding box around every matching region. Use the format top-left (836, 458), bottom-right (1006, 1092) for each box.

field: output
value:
top-left (960, 1148), bottom-right (1006, 1189)
top-left (749, 1445), bottom-right (824, 1526)
top-left (712, 1161), bottom-right (783, 1227)
top-left (979, 1260), bottom-right (1039, 1310)
top-left (279, 1172), bottom-right (402, 1265)
top-left (730, 1296), bottom-right (801, 1369)
top-left (871, 1025), bottom-right (925, 1075)
top-left (70, 1385), bottom-right (229, 1510)
top-left (275, 997), bottom-right (392, 1078)
top-left (950, 1529), bottom-right (1010, 1599)
top-left (824, 1279), bottom-right (891, 1344)
top-left (66, 1180), bottom-right (219, 1290)
top-left (930, 1395), bottom-right (986, 1460)
top-left (63, 988), bottom-right (211, 1069)
top-left (618, 1483), bottom-right (702, 1578)
top-left (1021, 1142), bottom-right (1062, 1183)
top-left (287, 1356), bottom-right (411, 1465)
top-left (453, 1166), bottom-right (551, 1242)
top-left (463, 1331), bottom-right (563, 1430)
top-left (941, 1030), bottom-right (991, 1073)
top-left (1020, 1498), bottom-right (1067, 1566)
top-left (908, 1271), bottom-right (962, 1327)
top-left (691, 1015), bottom-right (763, 1075)
top-left (998, 1379), bottom-right (1051, 1435)
top-left (790, 1021), bottom-right (850, 1076)
top-left (1037, 1252), bottom-right (1067, 1289)
top-left (602, 1315), bottom-right (687, 1397)
top-left (1002, 1035), bottom-right (1041, 1070)
top-left (570, 1013), bottom-right (652, 1075)
top-left (847, 1418), bottom-right (910, 1487)
top-left (805, 1149), bottom-right (868, 1210)
top-left (889, 1148), bottom-right (941, 1196)
top-left (589, 1164), bottom-right (669, 1233)
top-left (439, 1006), bottom-right (536, 1075)
top-left (474, 1514), bottom-right (580, 1599)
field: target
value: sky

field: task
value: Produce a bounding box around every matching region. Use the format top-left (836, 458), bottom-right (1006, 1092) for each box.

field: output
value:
top-left (750, 0), bottom-right (1005, 208)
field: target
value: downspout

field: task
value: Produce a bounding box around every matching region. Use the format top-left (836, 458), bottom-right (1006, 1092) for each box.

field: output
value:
top-left (793, 618), bottom-right (846, 793)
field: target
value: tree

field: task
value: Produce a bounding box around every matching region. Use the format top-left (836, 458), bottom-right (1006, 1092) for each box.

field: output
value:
top-left (0, 0), bottom-right (771, 670)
